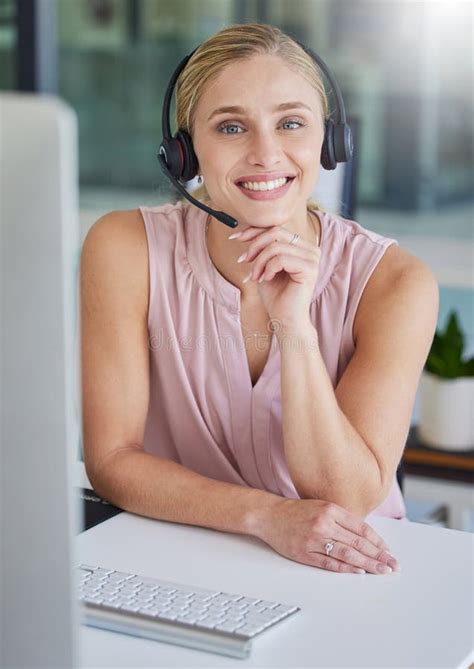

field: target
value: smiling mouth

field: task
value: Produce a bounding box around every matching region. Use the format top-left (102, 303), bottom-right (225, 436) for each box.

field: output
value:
top-left (237, 176), bottom-right (295, 192)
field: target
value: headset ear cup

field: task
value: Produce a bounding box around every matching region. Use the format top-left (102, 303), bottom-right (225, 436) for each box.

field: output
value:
top-left (158, 137), bottom-right (185, 178)
top-left (333, 123), bottom-right (354, 163)
top-left (176, 130), bottom-right (199, 181)
top-left (321, 119), bottom-right (337, 170)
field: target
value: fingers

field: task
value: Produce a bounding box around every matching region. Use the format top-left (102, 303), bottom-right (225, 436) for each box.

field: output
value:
top-left (333, 527), bottom-right (400, 573)
top-left (251, 247), bottom-right (315, 283)
top-left (230, 225), bottom-right (320, 284)
top-left (245, 235), bottom-right (318, 266)
top-left (305, 553), bottom-right (367, 575)
top-left (232, 225), bottom-right (318, 258)
top-left (299, 504), bottom-right (400, 575)
top-left (320, 508), bottom-right (400, 574)
top-left (334, 509), bottom-right (390, 553)
top-left (313, 539), bottom-right (398, 575)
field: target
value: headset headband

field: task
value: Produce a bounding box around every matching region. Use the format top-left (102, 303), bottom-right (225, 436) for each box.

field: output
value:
top-left (161, 40), bottom-right (349, 143)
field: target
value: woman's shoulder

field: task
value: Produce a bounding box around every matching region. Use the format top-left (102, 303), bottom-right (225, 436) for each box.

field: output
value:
top-left (139, 200), bottom-right (190, 224)
top-left (312, 208), bottom-right (422, 298)
top-left (83, 207), bottom-right (148, 254)
top-left (83, 201), bottom-right (188, 249)
top-left (80, 202), bottom-right (191, 320)
top-left (81, 208), bottom-right (150, 314)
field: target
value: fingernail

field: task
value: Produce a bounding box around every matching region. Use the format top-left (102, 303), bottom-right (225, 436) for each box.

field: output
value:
top-left (377, 564), bottom-right (392, 574)
top-left (237, 253), bottom-right (247, 263)
top-left (242, 272), bottom-right (252, 284)
top-left (228, 232), bottom-right (242, 239)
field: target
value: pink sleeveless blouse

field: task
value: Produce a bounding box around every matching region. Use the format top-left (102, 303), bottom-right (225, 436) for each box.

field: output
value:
top-left (140, 201), bottom-right (407, 520)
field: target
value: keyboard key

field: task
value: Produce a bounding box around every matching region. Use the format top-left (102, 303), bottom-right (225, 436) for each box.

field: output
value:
top-left (215, 621), bottom-right (246, 633)
top-left (234, 624), bottom-right (261, 637)
top-left (272, 604), bottom-right (298, 617)
top-left (238, 597), bottom-right (261, 606)
top-left (79, 564), bottom-right (98, 572)
top-left (139, 607), bottom-right (161, 616)
top-left (119, 585), bottom-right (140, 594)
top-left (84, 584), bottom-right (103, 593)
top-left (227, 602), bottom-right (249, 613)
top-left (94, 568), bottom-right (114, 578)
top-left (198, 614), bottom-right (224, 625)
top-left (154, 585), bottom-right (177, 595)
top-left (119, 602), bottom-right (142, 613)
top-left (176, 613), bottom-right (198, 624)
top-left (210, 594), bottom-right (234, 606)
top-left (256, 599), bottom-right (279, 609)
top-left (102, 583), bottom-right (120, 592)
top-left (133, 594), bottom-right (152, 603)
top-left (82, 594), bottom-right (104, 604)
top-left (197, 619), bottom-right (218, 629)
top-left (105, 600), bottom-right (123, 609)
top-left (108, 571), bottom-right (133, 582)
top-left (158, 610), bottom-right (178, 621)
top-left (219, 593), bottom-right (245, 602)
top-left (126, 576), bottom-right (159, 587)
top-left (222, 614), bottom-right (245, 624)
top-left (192, 592), bottom-right (218, 603)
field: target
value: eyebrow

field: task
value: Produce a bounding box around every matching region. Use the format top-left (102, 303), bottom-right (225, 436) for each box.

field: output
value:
top-left (206, 101), bottom-right (312, 121)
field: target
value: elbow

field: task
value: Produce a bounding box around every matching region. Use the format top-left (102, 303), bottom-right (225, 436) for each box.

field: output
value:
top-left (84, 457), bottom-right (109, 500)
top-left (83, 445), bottom-right (133, 500)
top-left (297, 483), bottom-right (384, 520)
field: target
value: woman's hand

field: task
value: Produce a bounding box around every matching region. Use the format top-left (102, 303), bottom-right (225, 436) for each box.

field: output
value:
top-left (231, 224), bottom-right (320, 326)
top-left (254, 498), bottom-right (400, 575)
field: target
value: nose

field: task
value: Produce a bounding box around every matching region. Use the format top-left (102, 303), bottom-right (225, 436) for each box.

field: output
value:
top-left (247, 127), bottom-right (283, 167)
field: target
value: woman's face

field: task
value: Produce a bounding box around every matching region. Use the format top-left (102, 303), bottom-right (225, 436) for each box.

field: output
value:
top-left (192, 53), bottom-right (325, 228)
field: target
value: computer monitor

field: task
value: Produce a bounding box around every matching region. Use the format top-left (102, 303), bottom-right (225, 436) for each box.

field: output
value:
top-left (0, 92), bottom-right (81, 668)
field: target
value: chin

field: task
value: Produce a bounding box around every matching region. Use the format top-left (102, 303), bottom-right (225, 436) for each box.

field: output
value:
top-left (237, 204), bottom-right (299, 226)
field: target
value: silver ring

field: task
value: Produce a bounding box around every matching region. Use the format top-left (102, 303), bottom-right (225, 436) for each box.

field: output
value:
top-left (325, 541), bottom-right (335, 556)
top-left (289, 232), bottom-right (299, 245)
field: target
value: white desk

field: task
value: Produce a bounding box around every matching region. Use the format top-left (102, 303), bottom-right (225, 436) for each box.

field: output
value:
top-left (76, 500), bottom-right (474, 668)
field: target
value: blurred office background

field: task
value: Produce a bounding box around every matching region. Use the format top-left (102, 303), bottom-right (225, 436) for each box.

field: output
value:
top-left (1, 0), bottom-right (472, 529)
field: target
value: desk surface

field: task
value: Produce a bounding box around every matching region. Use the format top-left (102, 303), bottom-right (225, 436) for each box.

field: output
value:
top-left (76, 506), bottom-right (474, 668)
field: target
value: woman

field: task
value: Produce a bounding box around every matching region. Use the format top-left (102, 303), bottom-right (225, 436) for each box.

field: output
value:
top-left (80, 24), bottom-right (438, 575)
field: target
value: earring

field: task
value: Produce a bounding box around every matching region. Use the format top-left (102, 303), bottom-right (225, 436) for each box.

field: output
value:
top-left (197, 175), bottom-right (203, 184)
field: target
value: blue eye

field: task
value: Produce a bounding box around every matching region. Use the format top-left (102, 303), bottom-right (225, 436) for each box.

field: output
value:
top-left (282, 120), bottom-right (304, 129)
top-left (219, 124), bottom-right (243, 134)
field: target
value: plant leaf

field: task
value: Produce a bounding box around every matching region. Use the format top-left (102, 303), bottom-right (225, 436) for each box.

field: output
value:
top-left (425, 309), bottom-right (468, 378)
top-left (460, 357), bottom-right (474, 377)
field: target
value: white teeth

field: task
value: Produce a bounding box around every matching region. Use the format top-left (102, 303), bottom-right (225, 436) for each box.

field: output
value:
top-left (240, 177), bottom-right (289, 191)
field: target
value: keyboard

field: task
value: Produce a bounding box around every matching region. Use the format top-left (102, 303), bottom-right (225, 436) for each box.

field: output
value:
top-left (77, 563), bottom-right (300, 659)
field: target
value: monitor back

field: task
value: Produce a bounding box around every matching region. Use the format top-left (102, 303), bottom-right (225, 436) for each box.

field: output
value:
top-left (0, 92), bottom-right (81, 668)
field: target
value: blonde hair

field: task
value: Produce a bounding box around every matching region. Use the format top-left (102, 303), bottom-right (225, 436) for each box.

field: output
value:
top-left (175, 22), bottom-right (330, 213)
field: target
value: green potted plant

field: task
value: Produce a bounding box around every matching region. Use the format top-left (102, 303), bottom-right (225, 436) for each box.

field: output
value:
top-left (418, 309), bottom-right (474, 451)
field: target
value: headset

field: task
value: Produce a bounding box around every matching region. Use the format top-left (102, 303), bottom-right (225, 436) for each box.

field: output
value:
top-left (157, 39), bottom-right (353, 229)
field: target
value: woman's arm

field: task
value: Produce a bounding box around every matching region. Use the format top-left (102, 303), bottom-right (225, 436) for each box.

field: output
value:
top-left (90, 446), bottom-right (280, 536)
top-left (277, 322), bottom-right (383, 516)
top-left (276, 250), bottom-right (438, 516)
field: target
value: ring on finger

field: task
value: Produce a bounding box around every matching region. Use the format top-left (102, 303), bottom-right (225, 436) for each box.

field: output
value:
top-left (325, 541), bottom-right (335, 556)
